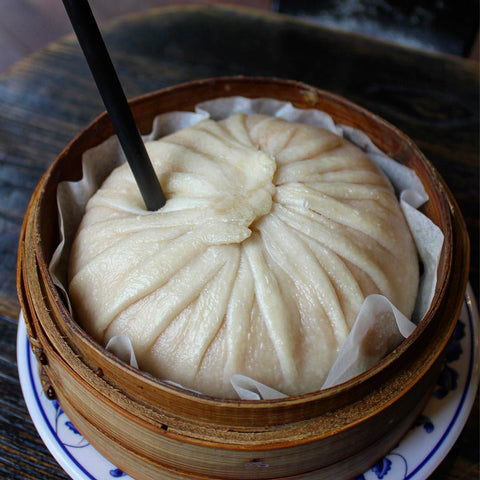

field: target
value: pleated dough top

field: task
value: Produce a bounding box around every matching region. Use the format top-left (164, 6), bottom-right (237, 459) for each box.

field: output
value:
top-left (68, 113), bottom-right (419, 398)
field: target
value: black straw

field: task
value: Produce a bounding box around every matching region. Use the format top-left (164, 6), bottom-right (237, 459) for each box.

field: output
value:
top-left (62, 0), bottom-right (166, 211)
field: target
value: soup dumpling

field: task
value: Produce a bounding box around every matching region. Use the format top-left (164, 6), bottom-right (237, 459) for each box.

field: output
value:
top-left (68, 114), bottom-right (419, 398)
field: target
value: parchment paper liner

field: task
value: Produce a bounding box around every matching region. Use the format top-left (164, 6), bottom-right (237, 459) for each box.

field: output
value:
top-left (50, 97), bottom-right (444, 400)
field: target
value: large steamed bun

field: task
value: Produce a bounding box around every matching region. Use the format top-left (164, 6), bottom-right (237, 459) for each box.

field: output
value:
top-left (68, 114), bottom-right (419, 397)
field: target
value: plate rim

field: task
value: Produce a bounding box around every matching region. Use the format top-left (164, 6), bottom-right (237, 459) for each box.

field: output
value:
top-left (17, 285), bottom-right (479, 480)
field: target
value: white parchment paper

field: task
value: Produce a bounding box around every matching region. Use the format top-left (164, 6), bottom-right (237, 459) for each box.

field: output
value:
top-left (50, 97), bottom-right (444, 399)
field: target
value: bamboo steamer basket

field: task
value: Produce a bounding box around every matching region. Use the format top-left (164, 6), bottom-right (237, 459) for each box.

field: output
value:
top-left (17, 77), bottom-right (469, 479)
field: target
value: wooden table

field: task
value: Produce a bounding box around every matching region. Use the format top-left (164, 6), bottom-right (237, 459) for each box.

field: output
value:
top-left (0, 5), bottom-right (478, 479)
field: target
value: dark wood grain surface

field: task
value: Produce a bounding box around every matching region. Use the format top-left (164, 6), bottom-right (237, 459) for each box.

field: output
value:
top-left (0, 5), bottom-right (478, 479)
top-left (0, 0), bottom-right (273, 73)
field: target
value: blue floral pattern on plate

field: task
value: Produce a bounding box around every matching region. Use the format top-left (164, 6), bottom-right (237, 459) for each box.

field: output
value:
top-left (17, 289), bottom-right (478, 480)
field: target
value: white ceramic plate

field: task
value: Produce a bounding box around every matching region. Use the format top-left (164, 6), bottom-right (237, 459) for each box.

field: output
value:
top-left (17, 286), bottom-right (478, 480)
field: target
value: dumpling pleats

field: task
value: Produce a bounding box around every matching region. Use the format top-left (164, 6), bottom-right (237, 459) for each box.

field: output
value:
top-left (69, 113), bottom-right (419, 398)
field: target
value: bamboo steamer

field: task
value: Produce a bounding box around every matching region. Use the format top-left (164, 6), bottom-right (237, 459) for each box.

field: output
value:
top-left (17, 77), bottom-right (469, 479)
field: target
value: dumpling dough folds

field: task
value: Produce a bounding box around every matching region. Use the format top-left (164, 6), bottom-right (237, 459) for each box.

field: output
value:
top-left (68, 114), bottom-right (419, 398)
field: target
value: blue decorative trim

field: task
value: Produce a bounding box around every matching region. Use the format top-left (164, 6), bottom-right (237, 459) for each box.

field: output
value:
top-left (109, 468), bottom-right (127, 478)
top-left (404, 301), bottom-right (474, 479)
top-left (371, 457), bottom-right (393, 478)
top-left (25, 297), bottom-right (475, 480)
top-left (413, 414), bottom-right (434, 434)
top-left (351, 299), bottom-right (474, 480)
top-left (26, 336), bottom-right (97, 480)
